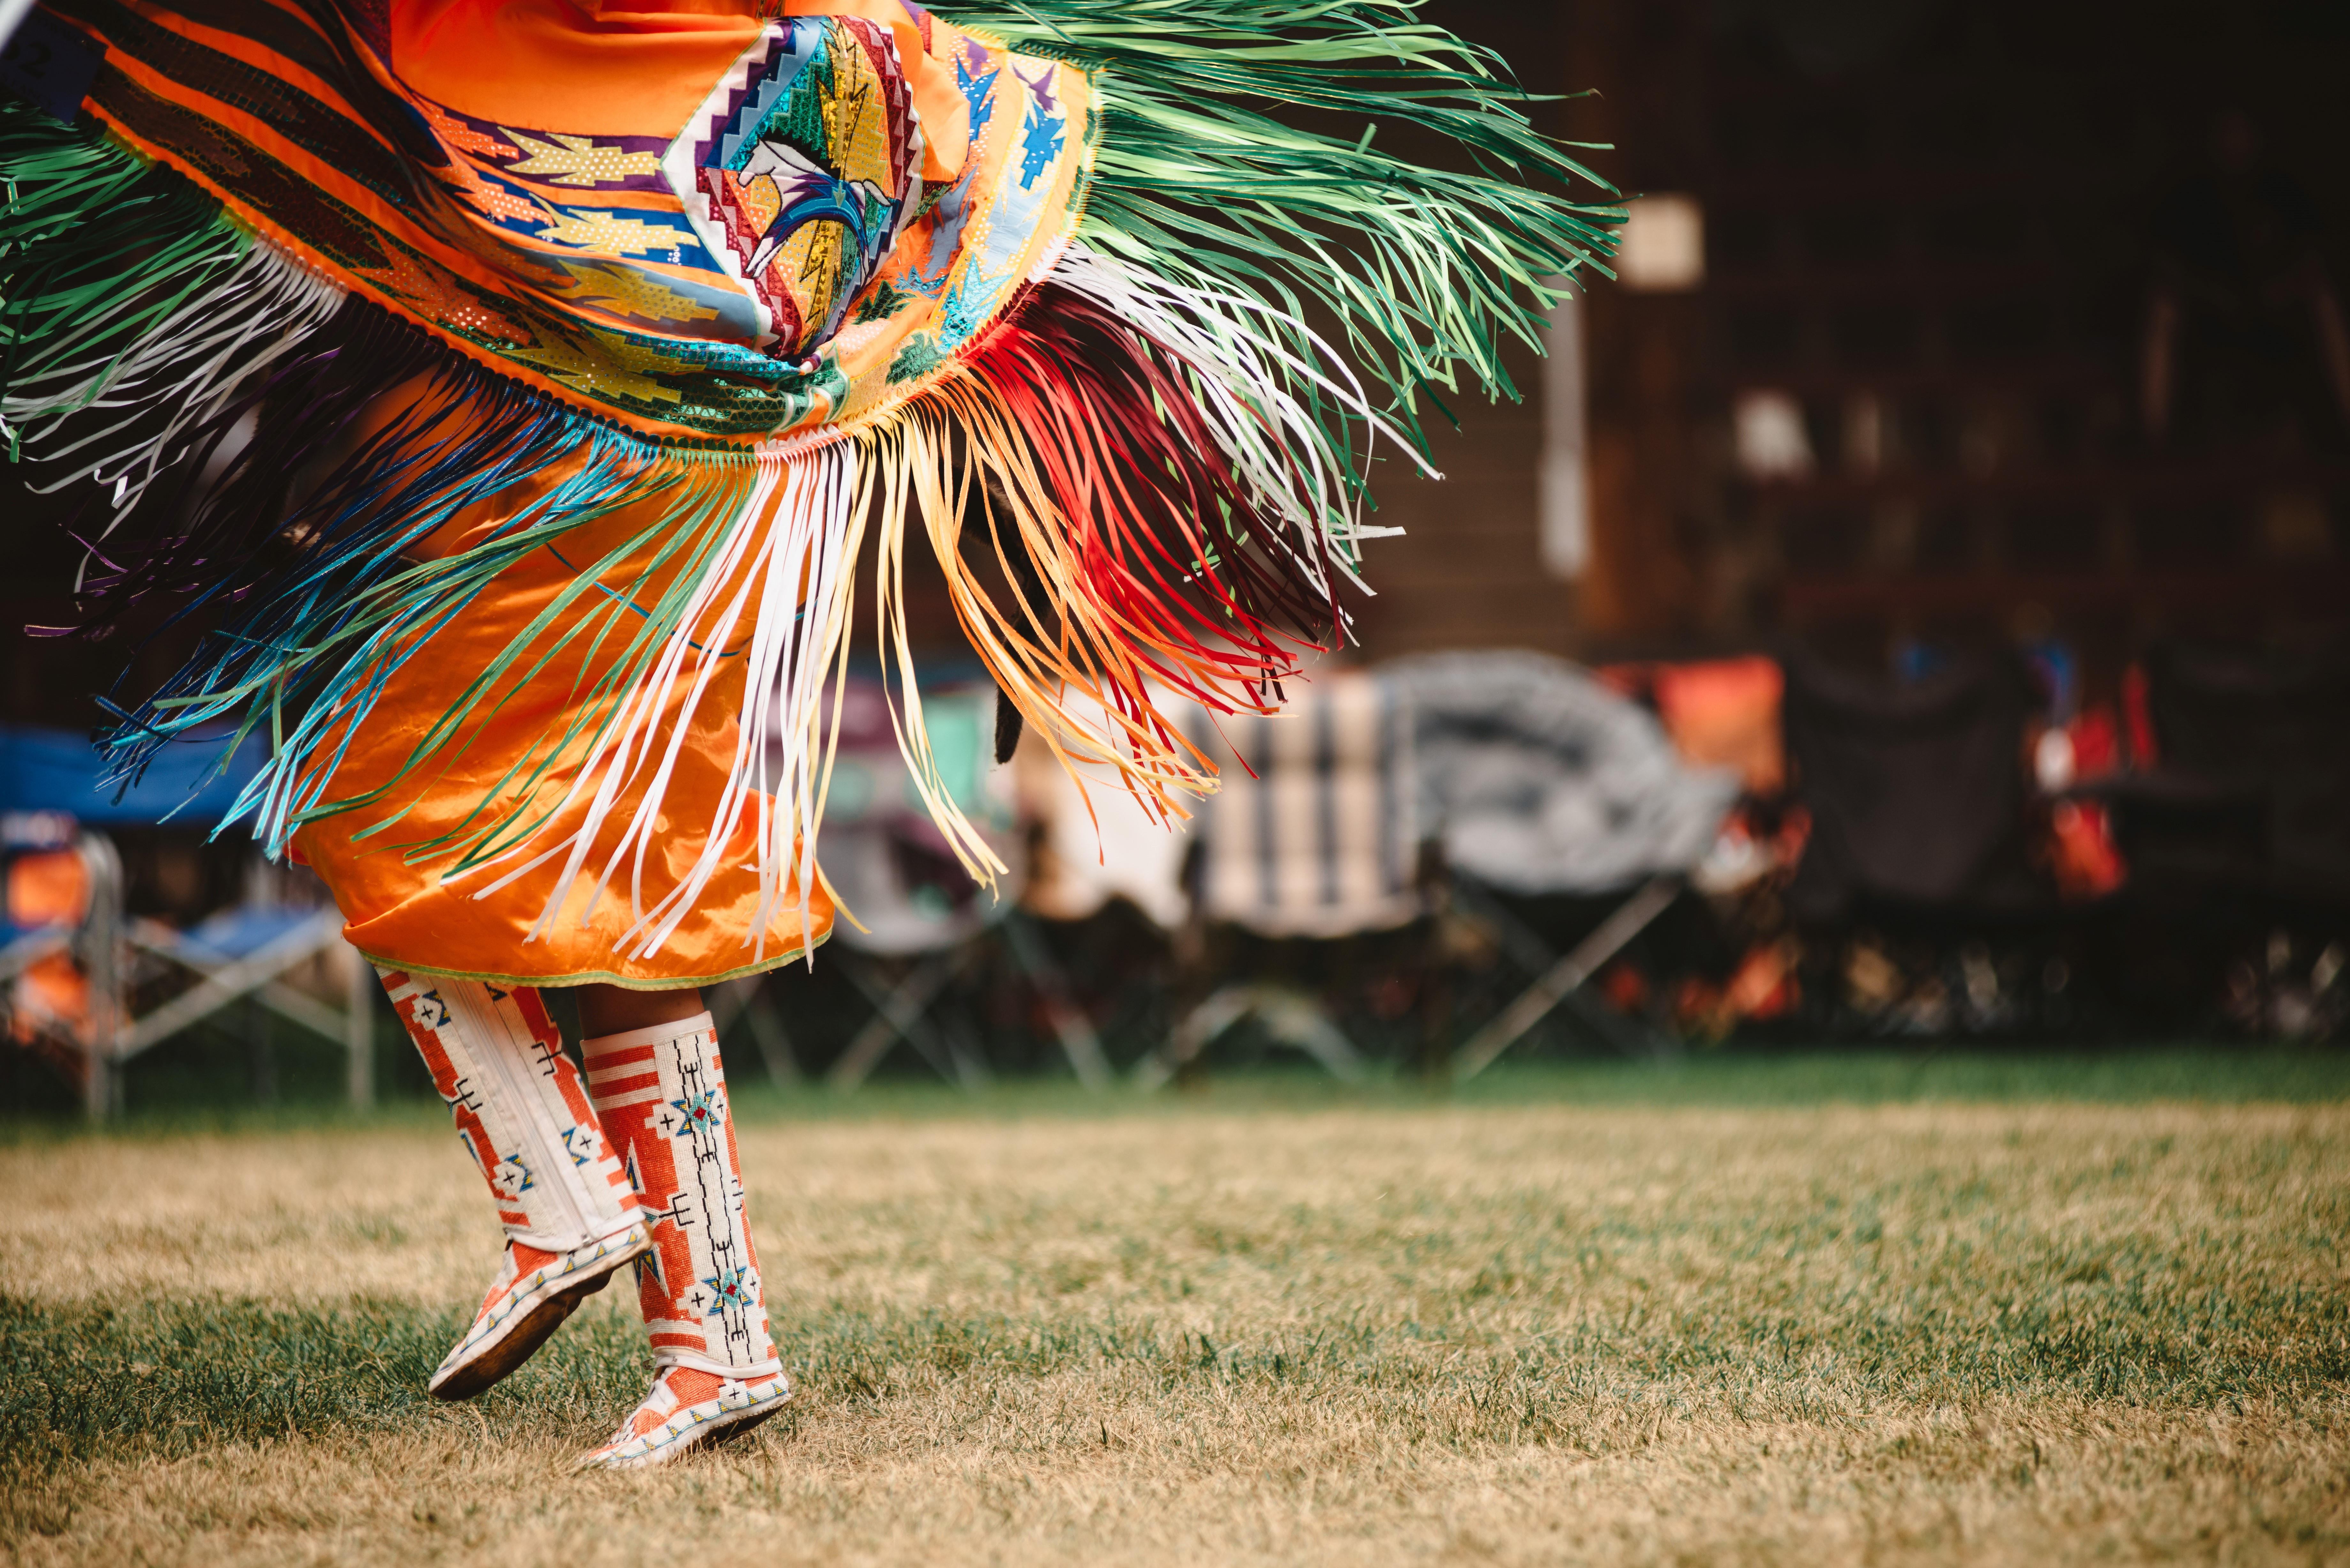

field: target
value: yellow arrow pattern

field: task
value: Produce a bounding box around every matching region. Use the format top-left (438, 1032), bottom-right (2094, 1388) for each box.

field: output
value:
top-left (562, 263), bottom-right (722, 325)
top-left (534, 209), bottom-right (686, 256)
top-left (504, 130), bottom-right (665, 187)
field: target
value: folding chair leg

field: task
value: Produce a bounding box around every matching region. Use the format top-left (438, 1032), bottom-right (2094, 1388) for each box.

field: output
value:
top-left (80, 1021), bottom-right (118, 1121)
top-left (113, 908), bottom-right (346, 1061)
top-left (77, 833), bottom-right (124, 1121)
top-left (746, 997), bottom-right (801, 1088)
top-left (1452, 876), bottom-right (1682, 1082)
top-left (1000, 913), bottom-right (1112, 1091)
top-left (342, 939), bottom-right (375, 1108)
top-left (936, 1011), bottom-right (993, 1095)
top-left (1141, 983), bottom-right (1367, 1089)
top-left (828, 949), bottom-right (974, 1092)
top-left (1135, 984), bottom-right (1257, 1090)
top-left (1449, 872), bottom-right (1678, 1065)
top-left (1251, 988), bottom-right (1368, 1084)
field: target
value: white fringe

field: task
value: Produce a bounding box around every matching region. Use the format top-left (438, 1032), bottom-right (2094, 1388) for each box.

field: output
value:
top-left (1, 238), bottom-right (344, 548)
top-left (327, 244), bottom-right (1422, 969)
top-left (450, 440), bottom-right (867, 966)
top-left (457, 251), bottom-right (1416, 962)
top-left (1049, 240), bottom-right (1431, 607)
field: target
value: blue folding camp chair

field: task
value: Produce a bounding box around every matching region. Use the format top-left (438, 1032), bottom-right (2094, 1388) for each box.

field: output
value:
top-left (0, 726), bottom-right (374, 1117)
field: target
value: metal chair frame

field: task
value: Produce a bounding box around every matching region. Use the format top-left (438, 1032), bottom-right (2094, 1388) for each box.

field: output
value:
top-left (3, 832), bottom-right (375, 1118)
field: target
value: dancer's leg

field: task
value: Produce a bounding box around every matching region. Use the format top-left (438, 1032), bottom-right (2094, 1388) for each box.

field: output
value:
top-left (576, 1004), bottom-right (789, 1468)
top-left (380, 969), bottom-right (651, 1399)
top-left (577, 983), bottom-right (708, 1037)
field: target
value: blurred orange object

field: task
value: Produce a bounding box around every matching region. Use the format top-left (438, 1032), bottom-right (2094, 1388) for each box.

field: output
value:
top-left (2048, 799), bottom-right (2127, 900)
top-left (1653, 657), bottom-right (1785, 796)
top-left (6, 849), bottom-right (89, 930)
top-left (1599, 960), bottom-right (1651, 1015)
top-left (1677, 937), bottom-right (1799, 1040)
top-left (1722, 938), bottom-right (1799, 1022)
top-left (8, 952), bottom-right (89, 1045)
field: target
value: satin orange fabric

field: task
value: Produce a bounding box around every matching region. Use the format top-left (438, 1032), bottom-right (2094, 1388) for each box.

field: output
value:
top-left (390, 1), bottom-right (763, 137)
top-left (291, 456), bottom-right (833, 990)
top-left (284, 0), bottom-right (1038, 986)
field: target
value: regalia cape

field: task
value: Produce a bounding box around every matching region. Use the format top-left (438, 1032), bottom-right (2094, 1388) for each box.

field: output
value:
top-left (0, 0), bottom-right (1617, 984)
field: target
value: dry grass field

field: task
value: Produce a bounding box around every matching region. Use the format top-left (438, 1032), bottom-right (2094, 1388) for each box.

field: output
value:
top-left (3, 1055), bottom-right (2348, 1567)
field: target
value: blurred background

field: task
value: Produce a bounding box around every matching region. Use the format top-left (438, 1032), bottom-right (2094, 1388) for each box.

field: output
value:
top-left (5, 0), bottom-right (2347, 1116)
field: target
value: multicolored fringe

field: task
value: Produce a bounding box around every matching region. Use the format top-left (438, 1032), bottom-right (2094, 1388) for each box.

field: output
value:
top-left (954, 0), bottom-right (1619, 454)
top-left (1, 0), bottom-right (1618, 965)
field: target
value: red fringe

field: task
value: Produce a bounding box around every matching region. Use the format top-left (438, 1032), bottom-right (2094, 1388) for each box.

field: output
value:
top-left (966, 281), bottom-right (1341, 707)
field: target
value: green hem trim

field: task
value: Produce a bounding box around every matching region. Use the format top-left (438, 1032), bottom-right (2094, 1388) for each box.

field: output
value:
top-left (356, 928), bottom-right (831, 992)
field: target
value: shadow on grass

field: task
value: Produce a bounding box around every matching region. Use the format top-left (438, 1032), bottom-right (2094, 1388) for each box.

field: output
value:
top-left (0, 1294), bottom-right (651, 1476)
top-left (9, 1257), bottom-right (2346, 1479)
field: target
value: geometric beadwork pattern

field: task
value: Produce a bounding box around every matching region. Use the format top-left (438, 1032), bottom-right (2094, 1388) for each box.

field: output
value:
top-left (379, 968), bottom-right (640, 1250)
top-left (52, 0), bottom-right (1093, 438)
top-left (582, 1017), bottom-right (783, 1378)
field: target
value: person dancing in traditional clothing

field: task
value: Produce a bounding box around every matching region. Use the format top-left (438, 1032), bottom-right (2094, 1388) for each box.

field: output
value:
top-left (0, 0), bottom-right (1616, 1466)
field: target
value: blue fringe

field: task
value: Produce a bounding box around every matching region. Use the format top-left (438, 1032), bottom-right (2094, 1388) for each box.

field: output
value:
top-left (99, 357), bottom-right (757, 864)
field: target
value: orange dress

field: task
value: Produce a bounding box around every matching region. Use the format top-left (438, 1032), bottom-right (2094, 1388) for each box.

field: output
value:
top-left (292, 457), bottom-right (836, 989)
top-left (19, 0), bottom-right (1612, 1001)
top-left (290, 3), bottom-right (845, 989)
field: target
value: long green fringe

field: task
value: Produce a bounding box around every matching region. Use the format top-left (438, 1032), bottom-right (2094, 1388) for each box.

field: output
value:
top-left (0, 108), bottom-right (746, 872)
top-left (0, 114), bottom-right (254, 449)
top-left (935, 0), bottom-right (1622, 465)
top-left (3, 4), bottom-right (1623, 879)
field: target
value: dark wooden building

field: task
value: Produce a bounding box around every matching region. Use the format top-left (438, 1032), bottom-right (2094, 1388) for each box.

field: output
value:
top-left (1353, 0), bottom-right (2350, 698)
top-left (9, 0), bottom-right (2349, 715)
